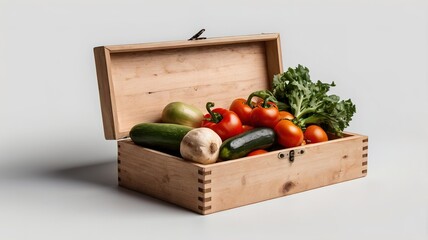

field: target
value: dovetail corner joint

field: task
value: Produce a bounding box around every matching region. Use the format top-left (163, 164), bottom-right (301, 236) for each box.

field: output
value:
top-left (197, 168), bottom-right (213, 213)
top-left (198, 187), bottom-right (212, 193)
top-left (198, 179), bottom-right (212, 184)
top-left (198, 205), bottom-right (212, 211)
top-left (198, 169), bottom-right (212, 176)
top-left (361, 138), bottom-right (369, 176)
top-left (198, 197), bottom-right (212, 202)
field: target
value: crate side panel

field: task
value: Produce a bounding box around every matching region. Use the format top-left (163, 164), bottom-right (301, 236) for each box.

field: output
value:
top-left (118, 141), bottom-right (203, 213)
top-left (207, 135), bottom-right (367, 213)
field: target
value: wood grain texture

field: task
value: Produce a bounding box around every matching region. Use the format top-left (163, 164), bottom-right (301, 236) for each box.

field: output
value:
top-left (108, 42), bottom-right (270, 137)
top-left (94, 34), bottom-right (281, 139)
top-left (118, 133), bottom-right (368, 215)
top-left (264, 38), bottom-right (283, 89)
top-left (94, 47), bottom-right (116, 139)
top-left (202, 133), bottom-right (368, 214)
top-left (118, 140), bottom-right (205, 213)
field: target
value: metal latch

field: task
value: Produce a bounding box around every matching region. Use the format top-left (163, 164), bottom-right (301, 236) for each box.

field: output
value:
top-left (277, 149), bottom-right (305, 162)
top-left (188, 29), bottom-right (207, 40)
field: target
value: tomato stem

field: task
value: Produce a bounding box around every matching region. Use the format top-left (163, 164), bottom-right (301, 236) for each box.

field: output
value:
top-left (263, 96), bottom-right (277, 108)
top-left (205, 102), bottom-right (223, 123)
top-left (246, 90), bottom-right (278, 108)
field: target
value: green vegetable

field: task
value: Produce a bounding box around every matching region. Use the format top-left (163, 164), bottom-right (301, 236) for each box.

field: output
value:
top-left (130, 123), bottom-right (192, 152)
top-left (161, 102), bottom-right (204, 128)
top-left (219, 128), bottom-right (275, 160)
top-left (272, 65), bottom-right (356, 136)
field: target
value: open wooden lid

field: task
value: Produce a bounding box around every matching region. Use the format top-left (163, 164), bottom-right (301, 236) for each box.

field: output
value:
top-left (94, 33), bottom-right (283, 140)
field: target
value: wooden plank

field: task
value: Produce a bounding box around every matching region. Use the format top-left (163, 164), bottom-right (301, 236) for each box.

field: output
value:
top-left (264, 37), bottom-right (283, 89)
top-left (94, 47), bottom-right (116, 139)
top-left (204, 134), bottom-right (367, 214)
top-left (118, 140), bottom-right (204, 213)
top-left (104, 33), bottom-right (280, 53)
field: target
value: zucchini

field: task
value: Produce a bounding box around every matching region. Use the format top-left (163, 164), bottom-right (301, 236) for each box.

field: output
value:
top-left (219, 128), bottom-right (276, 160)
top-left (129, 123), bottom-right (192, 152)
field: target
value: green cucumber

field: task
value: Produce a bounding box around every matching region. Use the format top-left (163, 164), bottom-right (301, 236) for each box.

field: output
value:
top-left (129, 123), bottom-right (192, 152)
top-left (219, 128), bottom-right (276, 160)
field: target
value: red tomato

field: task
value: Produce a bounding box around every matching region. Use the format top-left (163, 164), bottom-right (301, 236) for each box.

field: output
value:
top-left (202, 102), bottom-right (243, 141)
top-left (274, 120), bottom-right (304, 148)
top-left (247, 149), bottom-right (268, 157)
top-left (304, 125), bottom-right (328, 144)
top-left (279, 111), bottom-right (294, 120)
top-left (229, 98), bottom-right (253, 125)
top-left (242, 125), bottom-right (255, 133)
top-left (250, 102), bottom-right (280, 128)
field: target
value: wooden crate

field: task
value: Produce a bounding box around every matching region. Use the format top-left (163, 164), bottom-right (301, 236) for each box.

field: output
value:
top-left (94, 33), bottom-right (368, 215)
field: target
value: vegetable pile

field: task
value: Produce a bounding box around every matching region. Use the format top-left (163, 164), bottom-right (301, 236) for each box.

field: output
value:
top-left (273, 65), bottom-right (356, 136)
top-left (130, 65), bottom-right (356, 164)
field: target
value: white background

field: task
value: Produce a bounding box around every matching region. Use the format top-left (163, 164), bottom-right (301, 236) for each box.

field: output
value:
top-left (1, 0), bottom-right (427, 239)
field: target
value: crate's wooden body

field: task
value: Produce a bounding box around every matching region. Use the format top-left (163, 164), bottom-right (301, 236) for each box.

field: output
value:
top-left (94, 33), bottom-right (368, 215)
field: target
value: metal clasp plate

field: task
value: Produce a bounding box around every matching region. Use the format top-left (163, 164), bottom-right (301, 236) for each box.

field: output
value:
top-left (277, 149), bottom-right (305, 162)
